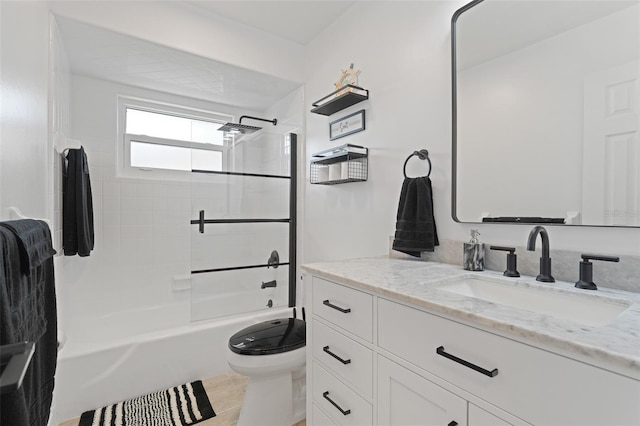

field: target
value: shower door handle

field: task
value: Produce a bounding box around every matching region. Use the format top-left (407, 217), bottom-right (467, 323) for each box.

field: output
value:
top-left (198, 210), bottom-right (205, 233)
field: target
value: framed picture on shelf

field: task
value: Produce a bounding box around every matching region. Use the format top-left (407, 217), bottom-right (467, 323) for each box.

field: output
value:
top-left (329, 109), bottom-right (365, 140)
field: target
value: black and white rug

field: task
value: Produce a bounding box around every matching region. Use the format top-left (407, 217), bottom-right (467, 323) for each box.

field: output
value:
top-left (78, 381), bottom-right (216, 426)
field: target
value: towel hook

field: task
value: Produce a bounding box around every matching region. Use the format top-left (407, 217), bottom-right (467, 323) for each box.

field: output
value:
top-left (403, 149), bottom-right (431, 178)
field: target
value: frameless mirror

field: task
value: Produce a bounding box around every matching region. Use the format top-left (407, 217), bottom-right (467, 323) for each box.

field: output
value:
top-left (452, 0), bottom-right (640, 227)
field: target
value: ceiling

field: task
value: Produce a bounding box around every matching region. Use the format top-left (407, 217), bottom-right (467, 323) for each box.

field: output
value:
top-left (56, 2), bottom-right (353, 109)
top-left (187, 1), bottom-right (354, 45)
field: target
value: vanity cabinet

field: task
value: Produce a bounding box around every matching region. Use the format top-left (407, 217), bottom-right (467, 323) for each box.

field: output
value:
top-left (378, 355), bottom-right (467, 426)
top-left (306, 274), bottom-right (640, 426)
top-left (309, 277), bottom-right (374, 425)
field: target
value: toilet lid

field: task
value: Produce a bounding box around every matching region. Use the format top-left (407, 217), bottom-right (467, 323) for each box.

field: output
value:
top-left (228, 318), bottom-right (306, 355)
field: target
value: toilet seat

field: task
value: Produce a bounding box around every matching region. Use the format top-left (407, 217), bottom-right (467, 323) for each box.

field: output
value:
top-left (229, 318), bottom-right (306, 355)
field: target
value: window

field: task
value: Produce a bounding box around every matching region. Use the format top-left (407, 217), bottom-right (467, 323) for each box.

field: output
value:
top-left (118, 97), bottom-right (233, 178)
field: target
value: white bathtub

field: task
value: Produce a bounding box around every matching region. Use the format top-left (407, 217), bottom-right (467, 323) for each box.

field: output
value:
top-left (50, 305), bottom-right (294, 425)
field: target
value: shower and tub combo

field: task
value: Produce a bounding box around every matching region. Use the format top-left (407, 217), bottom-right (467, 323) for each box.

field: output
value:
top-left (52, 129), bottom-right (304, 425)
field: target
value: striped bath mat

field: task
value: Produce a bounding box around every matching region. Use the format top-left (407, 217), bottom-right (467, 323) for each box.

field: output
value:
top-left (78, 381), bottom-right (215, 426)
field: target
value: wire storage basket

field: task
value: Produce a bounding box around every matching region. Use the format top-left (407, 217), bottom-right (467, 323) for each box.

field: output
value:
top-left (310, 144), bottom-right (368, 185)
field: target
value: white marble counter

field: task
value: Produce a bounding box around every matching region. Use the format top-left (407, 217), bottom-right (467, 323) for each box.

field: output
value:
top-left (302, 257), bottom-right (640, 380)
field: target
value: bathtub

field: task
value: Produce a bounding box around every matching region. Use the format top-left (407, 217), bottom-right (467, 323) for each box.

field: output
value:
top-left (50, 305), bottom-right (294, 425)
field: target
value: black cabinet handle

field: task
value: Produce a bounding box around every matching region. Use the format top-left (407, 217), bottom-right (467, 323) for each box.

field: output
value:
top-left (323, 299), bottom-right (351, 313)
top-left (323, 346), bottom-right (351, 365)
top-left (322, 391), bottom-right (351, 416)
top-left (436, 346), bottom-right (498, 377)
top-left (448, 422), bottom-right (458, 426)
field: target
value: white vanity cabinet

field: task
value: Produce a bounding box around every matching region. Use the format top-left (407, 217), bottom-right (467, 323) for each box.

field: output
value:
top-left (306, 273), bottom-right (640, 426)
top-left (377, 355), bottom-right (467, 426)
top-left (309, 277), bottom-right (374, 425)
top-left (378, 355), bottom-right (512, 426)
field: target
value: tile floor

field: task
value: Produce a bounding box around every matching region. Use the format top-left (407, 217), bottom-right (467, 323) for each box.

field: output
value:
top-left (58, 371), bottom-right (306, 426)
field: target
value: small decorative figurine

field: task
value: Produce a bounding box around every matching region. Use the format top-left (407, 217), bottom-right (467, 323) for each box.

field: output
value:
top-left (334, 63), bottom-right (361, 96)
top-left (463, 229), bottom-right (485, 271)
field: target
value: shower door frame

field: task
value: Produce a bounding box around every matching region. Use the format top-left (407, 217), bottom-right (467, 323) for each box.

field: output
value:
top-left (189, 133), bottom-right (297, 307)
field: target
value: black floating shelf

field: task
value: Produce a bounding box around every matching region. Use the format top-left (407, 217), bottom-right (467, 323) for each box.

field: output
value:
top-left (311, 85), bottom-right (369, 116)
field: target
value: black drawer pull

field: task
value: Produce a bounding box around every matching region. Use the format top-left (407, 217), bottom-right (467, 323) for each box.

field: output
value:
top-left (323, 346), bottom-right (352, 365)
top-left (323, 299), bottom-right (351, 313)
top-left (322, 391), bottom-right (351, 416)
top-left (436, 346), bottom-right (498, 378)
top-left (448, 422), bottom-right (458, 426)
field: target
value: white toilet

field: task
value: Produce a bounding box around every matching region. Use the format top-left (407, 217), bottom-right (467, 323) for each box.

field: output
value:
top-left (228, 317), bottom-right (306, 426)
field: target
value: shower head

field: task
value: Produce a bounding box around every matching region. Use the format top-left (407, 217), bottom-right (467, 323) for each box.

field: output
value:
top-left (217, 115), bottom-right (278, 134)
top-left (218, 122), bottom-right (262, 134)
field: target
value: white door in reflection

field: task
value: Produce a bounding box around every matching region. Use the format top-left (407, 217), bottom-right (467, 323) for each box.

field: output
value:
top-left (582, 60), bottom-right (639, 226)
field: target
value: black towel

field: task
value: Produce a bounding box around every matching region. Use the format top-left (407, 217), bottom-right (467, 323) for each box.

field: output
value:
top-left (63, 146), bottom-right (94, 256)
top-left (0, 224), bottom-right (57, 426)
top-left (0, 220), bottom-right (56, 276)
top-left (392, 176), bottom-right (439, 257)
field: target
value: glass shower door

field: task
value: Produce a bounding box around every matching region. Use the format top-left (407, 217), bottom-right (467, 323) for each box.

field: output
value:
top-left (189, 132), bottom-right (296, 321)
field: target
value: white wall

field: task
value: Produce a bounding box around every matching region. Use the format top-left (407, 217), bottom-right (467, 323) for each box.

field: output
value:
top-left (0, 1), bottom-right (50, 220)
top-left (302, 1), bottom-right (640, 265)
top-left (50, 14), bottom-right (72, 253)
top-left (304, 1), bottom-right (466, 263)
top-left (48, 1), bottom-right (305, 84)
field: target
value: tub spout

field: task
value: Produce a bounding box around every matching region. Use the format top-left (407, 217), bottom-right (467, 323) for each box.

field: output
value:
top-left (261, 280), bottom-right (277, 289)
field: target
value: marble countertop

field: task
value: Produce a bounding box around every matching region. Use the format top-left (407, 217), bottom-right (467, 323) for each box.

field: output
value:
top-left (302, 257), bottom-right (640, 380)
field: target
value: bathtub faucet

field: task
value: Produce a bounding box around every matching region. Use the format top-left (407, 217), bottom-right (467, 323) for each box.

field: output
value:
top-left (267, 250), bottom-right (279, 269)
top-left (261, 280), bottom-right (277, 289)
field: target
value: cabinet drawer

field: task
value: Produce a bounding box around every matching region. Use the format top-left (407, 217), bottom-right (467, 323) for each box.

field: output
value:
top-left (312, 404), bottom-right (337, 426)
top-left (378, 298), bottom-right (640, 426)
top-left (469, 404), bottom-right (513, 426)
top-left (312, 277), bottom-right (373, 342)
top-left (312, 319), bottom-right (373, 398)
top-left (312, 362), bottom-right (372, 426)
top-left (378, 355), bottom-right (467, 426)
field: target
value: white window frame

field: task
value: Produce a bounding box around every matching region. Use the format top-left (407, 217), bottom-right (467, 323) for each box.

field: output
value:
top-left (117, 96), bottom-right (234, 181)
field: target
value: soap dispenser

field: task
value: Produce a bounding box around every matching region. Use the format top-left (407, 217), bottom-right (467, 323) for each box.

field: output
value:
top-left (463, 229), bottom-right (485, 271)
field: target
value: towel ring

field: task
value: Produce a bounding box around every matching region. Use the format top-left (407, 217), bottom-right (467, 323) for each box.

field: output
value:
top-left (403, 149), bottom-right (431, 178)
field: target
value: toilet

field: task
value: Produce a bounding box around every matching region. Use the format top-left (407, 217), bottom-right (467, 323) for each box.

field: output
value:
top-left (228, 317), bottom-right (306, 426)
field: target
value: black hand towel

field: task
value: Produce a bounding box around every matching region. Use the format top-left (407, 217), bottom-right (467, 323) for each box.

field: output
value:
top-left (63, 146), bottom-right (94, 256)
top-left (392, 176), bottom-right (439, 257)
top-left (0, 219), bottom-right (56, 276)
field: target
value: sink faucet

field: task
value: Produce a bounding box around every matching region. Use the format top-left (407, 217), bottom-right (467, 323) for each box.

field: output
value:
top-left (526, 225), bottom-right (555, 282)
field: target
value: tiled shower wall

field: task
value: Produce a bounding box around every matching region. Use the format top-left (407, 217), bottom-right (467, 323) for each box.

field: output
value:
top-left (54, 73), bottom-right (303, 341)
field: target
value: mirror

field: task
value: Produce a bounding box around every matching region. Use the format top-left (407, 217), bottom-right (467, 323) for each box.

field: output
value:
top-left (452, 0), bottom-right (640, 227)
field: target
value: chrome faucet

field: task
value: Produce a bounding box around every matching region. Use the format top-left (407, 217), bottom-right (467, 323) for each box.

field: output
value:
top-left (526, 225), bottom-right (555, 282)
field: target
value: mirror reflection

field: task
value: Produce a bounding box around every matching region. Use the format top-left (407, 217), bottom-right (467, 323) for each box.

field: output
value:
top-left (453, 0), bottom-right (640, 227)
